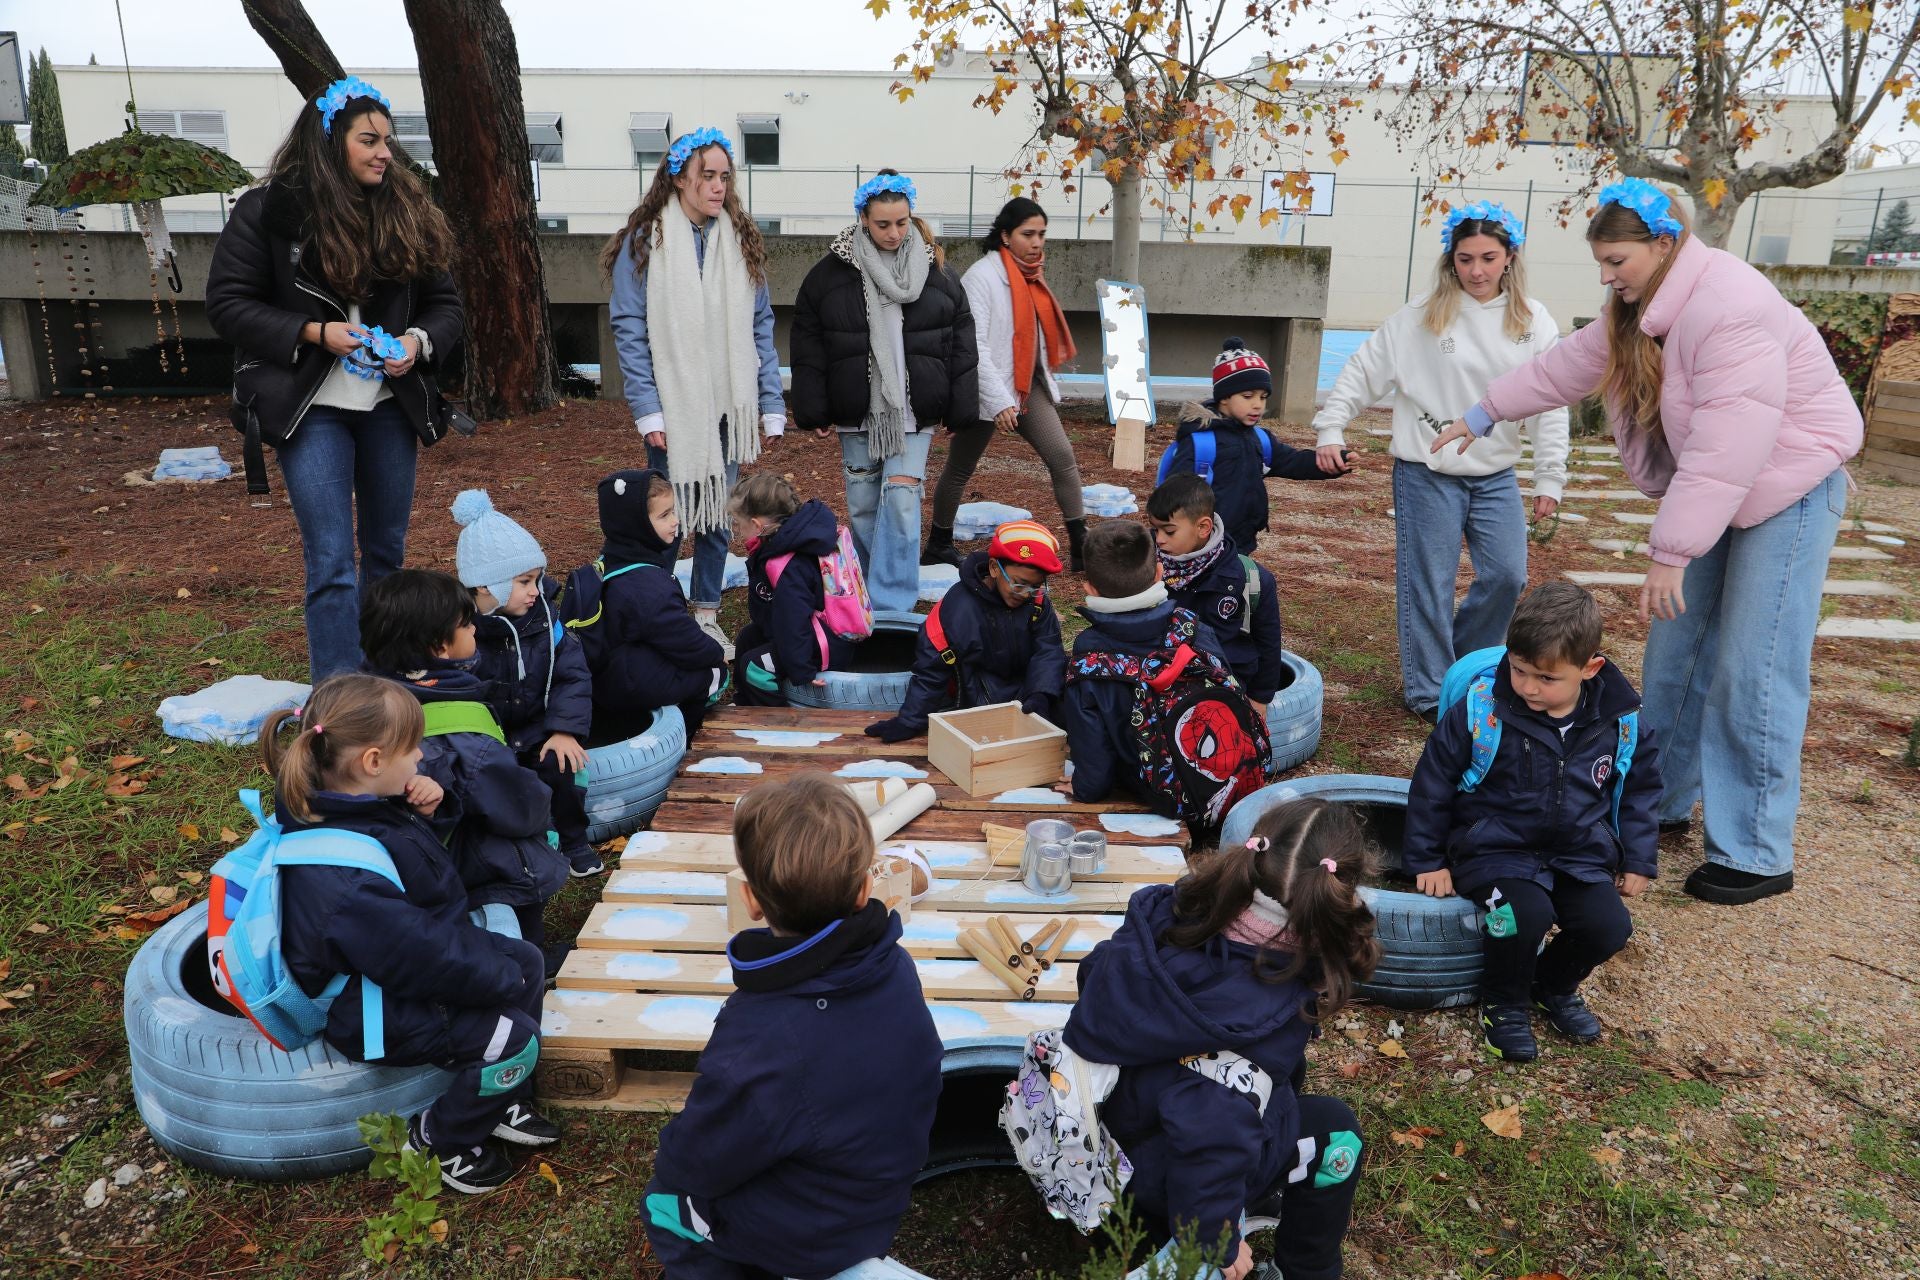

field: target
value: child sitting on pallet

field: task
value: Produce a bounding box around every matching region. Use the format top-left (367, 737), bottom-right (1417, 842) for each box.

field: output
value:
top-left (643, 773), bottom-right (942, 1280)
top-left (360, 570), bottom-right (568, 953)
top-left (1402, 581), bottom-right (1662, 1064)
top-left (1148, 474), bottom-right (1285, 719)
top-left (865, 519), bottom-right (1067, 743)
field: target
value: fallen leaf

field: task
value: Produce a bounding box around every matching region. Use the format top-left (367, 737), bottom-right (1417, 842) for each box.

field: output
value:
top-left (175, 587), bottom-right (191, 599)
top-left (1390, 1129), bottom-right (1428, 1150)
top-left (428, 1219), bottom-right (449, 1245)
top-left (159, 746), bottom-right (177, 755)
top-left (1516, 1274), bottom-right (1568, 1280)
top-left (1481, 1104), bottom-right (1523, 1139)
top-left (2, 822), bottom-right (24, 841)
top-left (26, 923), bottom-right (49, 935)
top-left (19, 697), bottom-right (40, 712)
top-left (6, 730), bottom-right (34, 754)
top-left (537, 1161), bottom-right (562, 1193)
top-left (1338, 1060), bottom-right (1364, 1078)
top-left (1590, 1146), bottom-right (1623, 1167)
top-left (85, 697), bottom-right (102, 708)
top-left (50, 756), bottom-right (82, 791)
top-left (109, 754), bottom-right (147, 770)
top-left (382, 1240), bottom-right (400, 1264)
top-left (1525, 1148), bottom-right (1542, 1166)
top-left (112, 926), bottom-right (145, 941)
top-left (0, 958), bottom-right (9, 981)
top-left (219, 827), bottom-right (240, 843)
top-left (42, 1065), bottom-right (84, 1087)
top-left (32, 815), bottom-right (52, 824)
top-left (4, 774), bottom-right (25, 793)
top-left (27, 604), bottom-right (44, 615)
top-left (149, 885), bottom-right (179, 905)
top-left (177, 822), bottom-right (200, 840)
top-left (1452, 1140), bottom-right (1467, 1157)
top-left (0, 998), bottom-right (12, 1012)
top-left (197, 657), bottom-right (225, 668)
top-left (180, 871), bottom-right (204, 885)
top-left (104, 775), bottom-right (147, 797)
top-left (237, 1243), bottom-right (260, 1256)
top-left (1408, 1125), bottom-right (1442, 1139)
top-left (1377, 1039), bottom-right (1408, 1059)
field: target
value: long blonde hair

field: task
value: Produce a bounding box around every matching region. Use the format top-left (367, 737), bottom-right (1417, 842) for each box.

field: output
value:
top-left (1588, 197), bottom-right (1691, 441)
top-left (1423, 217), bottom-right (1534, 343)
top-left (259, 674), bottom-right (423, 822)
top-left (600, 141), bottom-right (768, 286)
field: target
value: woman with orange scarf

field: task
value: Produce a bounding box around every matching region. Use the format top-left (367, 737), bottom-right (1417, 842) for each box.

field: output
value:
top-left (928, 198), bottom-right (1089, 570)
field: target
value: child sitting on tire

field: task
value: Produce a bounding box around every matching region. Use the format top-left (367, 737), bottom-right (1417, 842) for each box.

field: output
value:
top-left (1402, 581), bottom-right (1663, 1063)
top-left (729, 472), bottom-right (857, 707)
top-left (262, 673), bottom-right (558, 1195)
top-left (450, 489), bottom-right (601, 879)
top-left (1148, 474), bottom-right (1286, 719)
top-left (643, 774), bottom-right (942, 1278)
top-left (865, 519), bottom-right (1066, 743)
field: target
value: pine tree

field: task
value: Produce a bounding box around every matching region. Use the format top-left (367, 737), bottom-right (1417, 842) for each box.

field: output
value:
top-left (27, 49), bottom-right (68, 165)
top-left (0, 125), bottom-right (24, 177)
top-left (1870, 199), bottom-right (1917, 257)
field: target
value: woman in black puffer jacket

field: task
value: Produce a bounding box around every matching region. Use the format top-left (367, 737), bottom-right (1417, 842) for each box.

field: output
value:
top-left (789, 169), bottom-right (976, 613)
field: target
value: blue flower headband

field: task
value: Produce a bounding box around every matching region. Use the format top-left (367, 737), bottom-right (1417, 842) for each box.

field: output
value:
top-left (1440, 200), bottom-right (1526, 251)
top-left (667, 127), bottom-right (733, 175)
top-left (854, 173), bottom-right (917, 214)
top-left (1598, 178), bottom-right (1684, 239)
top-left (341, 326), bottom-right (407, 381)
top-left (315, 76), bottom-right (391, 136)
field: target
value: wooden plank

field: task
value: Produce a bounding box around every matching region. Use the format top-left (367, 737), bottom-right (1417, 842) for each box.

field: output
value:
top-left (613, 829), bottom-right (1188, 883)
top-left (533, 1047), bottom-right (623, 1101)
top-left (542, 1069), bottom-right (696, 1113)
top-left (1863, 447), bottom-right (1920, 485)
top-left (541, 989), bottom-right (1071, 1051)
top-left (700, 708), bottom-right (893, 731)
top-left (645, 799), bottom-right (1189, 847)
top-left (603, 868), bottom-right (1151, 914)
top-left (1863, 429), bottom-right (1920, 458)
top-left (574, 901), bottom-right (1122, 959)
top-left (690, 728), bottom-right (931, 759)
top-left (668, 766), bottom-right (1151, 814)
top-left (558, 945), bottom-right (1084, 1003)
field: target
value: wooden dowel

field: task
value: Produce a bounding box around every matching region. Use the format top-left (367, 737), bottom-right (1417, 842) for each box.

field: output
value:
top-left (999, 914), bottom-right (1037, 955)
top-left (958, 928), bottom-right (1030, 997)
top-left (986, 916), bottom-right (1025, 968)
top-left (1027, 919), bottom-right (1065, 953)
top-left (1040, 919), bottom-right (1079, 968)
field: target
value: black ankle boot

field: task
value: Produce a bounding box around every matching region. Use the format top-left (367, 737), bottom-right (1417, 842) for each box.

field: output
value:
top-left (1065, 517), bottom-right (1088, 573)
top-left (922, 524), bottom-right (962, 568)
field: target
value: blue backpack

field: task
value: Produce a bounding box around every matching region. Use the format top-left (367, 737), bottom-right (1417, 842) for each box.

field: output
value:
top-left (1156, 425), bottom-right (1273, 486)
top-left (1437, 646), bottom-right (1639, 830)
top-left (207, 790), bottom-right (399, 1058)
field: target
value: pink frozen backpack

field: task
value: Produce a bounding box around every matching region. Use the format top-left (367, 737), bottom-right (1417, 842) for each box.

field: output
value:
top-left (765, 524), bottom-right (874, 669)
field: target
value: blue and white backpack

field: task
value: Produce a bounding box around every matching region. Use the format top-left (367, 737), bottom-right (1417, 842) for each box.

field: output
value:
top-left (1437, 645), bottom-right (1639, 830)
top-left (1156, 424), bottom-right (1273, 486)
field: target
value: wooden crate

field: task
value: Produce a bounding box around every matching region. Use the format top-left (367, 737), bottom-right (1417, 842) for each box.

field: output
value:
top-left (926, 702), bottom-right (1068, 797)
top-left (1866, 380), bottom-right (1920, 484)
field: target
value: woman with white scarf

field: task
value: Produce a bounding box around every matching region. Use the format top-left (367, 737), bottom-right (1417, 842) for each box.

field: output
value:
top-left (605, 128), bottom-right (786, 654)
top-left (790, 170), bottom-right (978, 612)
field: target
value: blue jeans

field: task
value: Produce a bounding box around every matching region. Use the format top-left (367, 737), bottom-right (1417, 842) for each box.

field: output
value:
top-left (1640, 467), bottom-right (1845, 876)
top-left (1391, 461), bottom-right (1529, 714)
top-left (276, 400), bottom-right (418, 683)
top-left (647, 422), bottom-right (739, 611)
top-left (840, 429), bottom-right (933, 614)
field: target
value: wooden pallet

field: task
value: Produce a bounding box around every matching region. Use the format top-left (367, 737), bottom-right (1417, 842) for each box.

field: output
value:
top-left (542, 988), bottom-right (1072, 1052)
top-left (608, 830), bottom-right (1187, 883)
top-left (573, 902), bottom-right (1123, 959)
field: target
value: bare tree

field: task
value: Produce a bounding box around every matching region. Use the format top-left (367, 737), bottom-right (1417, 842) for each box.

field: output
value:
top-left (238, 0), bottom-right (557, 415)
top-left (1341, 0), bottom-right (1920, 247)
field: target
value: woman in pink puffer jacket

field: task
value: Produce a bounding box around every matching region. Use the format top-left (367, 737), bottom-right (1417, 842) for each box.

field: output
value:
top-left (1436, 179), bottom-right (1861, 907)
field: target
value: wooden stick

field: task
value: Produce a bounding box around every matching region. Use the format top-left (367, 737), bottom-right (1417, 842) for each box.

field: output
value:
top-left (1027, 918), bottom-right (1065, 953)
top-left (986, 916), bottom-right (1026, 968)
top-left (957, 927), bottom-right (1031, 998)
top-left (1040, 919), bottom-right (1079, 968)
top-left (1003, 914), bottom-right (1038, 956)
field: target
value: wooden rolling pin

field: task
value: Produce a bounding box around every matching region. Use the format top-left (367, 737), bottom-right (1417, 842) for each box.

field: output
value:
top-left (957, 927), bottom-right (1034, 1000)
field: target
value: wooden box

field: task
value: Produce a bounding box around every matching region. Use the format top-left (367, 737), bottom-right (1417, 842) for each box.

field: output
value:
top-left (1865, 379), bottom-right (1920, 485)
top-left (927, 702), bottom-right (1068, 797)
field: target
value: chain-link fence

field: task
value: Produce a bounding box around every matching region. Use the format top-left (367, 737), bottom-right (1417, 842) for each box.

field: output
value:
top-left (0, 175), bottom-right (80, 232)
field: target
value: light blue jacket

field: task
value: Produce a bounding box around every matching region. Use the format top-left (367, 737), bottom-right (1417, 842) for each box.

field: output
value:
top-left (607, 220), bottom-right (783, 428)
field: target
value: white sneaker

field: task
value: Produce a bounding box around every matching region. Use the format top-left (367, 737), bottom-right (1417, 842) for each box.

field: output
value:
top-left (695, 612), bottom-right (734, 661)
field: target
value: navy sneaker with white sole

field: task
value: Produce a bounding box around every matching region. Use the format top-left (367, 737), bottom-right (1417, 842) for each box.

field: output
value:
top-left (405, 1112), bottom-right (516, 1194)
top-left (492, 1101), bottom-right (562, 1148)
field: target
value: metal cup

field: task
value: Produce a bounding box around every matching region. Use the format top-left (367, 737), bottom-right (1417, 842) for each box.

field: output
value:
top-left (1023, 819), bottom-right (1074, 881)
top-left (1030, 841), bottom-right (1074, 896)
top-left (1069, 830), bottom-right (1108, 876)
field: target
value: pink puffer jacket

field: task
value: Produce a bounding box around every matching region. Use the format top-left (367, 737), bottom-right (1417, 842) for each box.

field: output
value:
top-left (1477, 236), bottom-right (1861, 566)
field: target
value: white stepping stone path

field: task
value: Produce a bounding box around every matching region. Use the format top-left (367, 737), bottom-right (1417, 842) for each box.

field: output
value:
top-left (1588, 539), bottom-right (1893, 563)
top-left (1567, 570), bottom-right (1905, 597)
top-left (1561, 489), bottom-right (1655, 501)
top-left (1815, 618), bottom-right (1920, 641)
top-left (1611, 512), bottom-right (1657, 526)
top-left (1866, 534), bottom-right (1906, 547)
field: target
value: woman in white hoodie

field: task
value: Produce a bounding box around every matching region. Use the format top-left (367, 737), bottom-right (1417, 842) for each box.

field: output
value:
top-left (1313, 203), bottom-right (1570, 720)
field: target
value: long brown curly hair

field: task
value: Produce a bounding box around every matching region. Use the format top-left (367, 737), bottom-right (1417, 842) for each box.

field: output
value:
top-left (600, 141), bottom-right (767, 286)
top-left (1589, 196), bottom-right (1691, 441)
top-left (265, 96), bottom-right (451, 302)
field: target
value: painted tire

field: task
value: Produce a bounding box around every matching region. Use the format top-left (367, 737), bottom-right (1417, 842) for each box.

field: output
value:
top-left (1265, 651), bottom-right (1324, 775)
top-left (785, 610), bottom-right (927, 713)
top-left (584, 705), bottom-right (689, 844)
top-left (126, 902), bottom-right (456, 1181)
top-left (1221, 773), bottom-right (1483, 1010)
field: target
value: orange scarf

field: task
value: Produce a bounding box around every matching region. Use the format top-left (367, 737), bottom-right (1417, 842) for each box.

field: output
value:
top-left (1001, 247), bottom-right (1076, 410)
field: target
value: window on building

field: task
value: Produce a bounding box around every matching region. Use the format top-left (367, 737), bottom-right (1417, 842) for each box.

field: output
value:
top-left (536, 215), bottom-right (569, 234)
top-left (135, 110), bottom-right (230, 154)
top-left (526, 112), bottom-right (564, 165)
top-left (629, 111), bottom-right (671, 173)
top-left (739, 114), bottom-right (780, 167)
top-left (389, 112), bottom-right (434, 169)
top-left (754, 217), bottom-right (781, 236)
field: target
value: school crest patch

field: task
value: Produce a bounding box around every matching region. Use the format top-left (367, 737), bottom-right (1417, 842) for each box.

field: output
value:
top-left (1591, 754), bottom-right (1614, 788)
top-left (1216, 595), bottom-right (1239, 622)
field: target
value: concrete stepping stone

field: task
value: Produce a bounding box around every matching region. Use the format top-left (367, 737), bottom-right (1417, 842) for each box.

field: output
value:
top-left (1866, 534), bottom-right (1906, 547)
top-left (1588, 539), bottom-right (1893, 563)
top-left (1816, 618), bottom-right (1920, 640)
top-left (1610, 512), bottom-right (1657, 525)
top-left (1567, 570), bottom-right (1905, 597)
top-left (1561, 489), bottom-right (1654, 501)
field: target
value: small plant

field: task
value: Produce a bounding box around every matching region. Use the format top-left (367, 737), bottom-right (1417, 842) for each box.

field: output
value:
top-left (1906, 714), bottom-right (1919, 769)
top-left (1527, 510), bottom-right (1561, 545)
top-left (358, 1113), bottom-right (448, 1263)
top-left (1048, 1207), bottom-right (1235, 1280)
top-left (1854, 777), bottom-right (1874, 805)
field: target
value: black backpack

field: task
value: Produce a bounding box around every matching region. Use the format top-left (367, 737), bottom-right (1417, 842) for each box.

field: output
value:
top-left (555, 559), bottom-right (653, 671)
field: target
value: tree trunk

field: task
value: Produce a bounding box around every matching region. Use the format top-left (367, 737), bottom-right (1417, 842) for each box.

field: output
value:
top-left (1109, 165), bottom-right (1144, 283)
top-left (236, 0), bottom-right (344, 98)
top-left (401, 0), bottom-right (558, 417)
top-left (1688, 186), bottom-right (1741, 251)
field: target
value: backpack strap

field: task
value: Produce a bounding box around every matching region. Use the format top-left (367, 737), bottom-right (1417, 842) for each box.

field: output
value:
top-left (1610, 710), bottom-right (1639, 832)
top-left (763, 552), bottom-right (832, 673)
top-left (1255, 428), bottom-right (1274, 471)
top-left (1192, 430), bottom-right (1217, 484)
top-left (1145, 643), bottom-right (1199, 693)
top-left (562, 560), bottom-right (648, 633)
top-left (1459, 674), bottom-right (1501, 793)
top-left (270, 827), bottom-right (400, 1059)
top-left (1237, 554), bottom-right (1261, 637)
top-left (925, 599), bottom-right (955, 665)
top-left (421, 699), bottom-right (507, 744)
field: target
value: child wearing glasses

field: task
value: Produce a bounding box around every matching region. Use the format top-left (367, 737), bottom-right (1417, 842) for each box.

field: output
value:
top-left (865, 520), bottom-right (1066, 742)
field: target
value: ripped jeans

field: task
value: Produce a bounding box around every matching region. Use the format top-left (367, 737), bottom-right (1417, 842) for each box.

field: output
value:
top-left (839, 428), bottom-right (933, 614)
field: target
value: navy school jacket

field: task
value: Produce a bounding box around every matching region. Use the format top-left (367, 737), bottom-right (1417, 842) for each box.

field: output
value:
top-left (471, 578), bottom-right (593, 756)
top-left (1062, 600), bottom-right (1232, 808)
top-left (1163, 405), bottom-right (1335, 549)
top-left (278, 789), bottom-right (540, 1064)
top-left (743, 498), bottom-right (853, 686)
top-left (1163, 540), bottom-right (1285, 705)
top-left (1064, 883), bottom-right (1316, 1258)
top-left (384, 663), bottom-right (569, 908)
top-left (1401, 656), bottom-right (1662, 898)
top-left (591, 560), bottom-right (724, 744)
top-left (893, 551), bottom-right (1067, 732)
top-left (652, 902), bottom-right (942, 1280)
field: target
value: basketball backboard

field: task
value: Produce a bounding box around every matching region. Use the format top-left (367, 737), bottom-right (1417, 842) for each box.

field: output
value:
top-left (1519, 50), bottom-right (1682, 149)
top-left (1260, 170), bottom-right (1336, 217)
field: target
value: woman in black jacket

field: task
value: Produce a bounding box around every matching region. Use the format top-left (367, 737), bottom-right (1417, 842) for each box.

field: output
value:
top-left (206, 77), bottom-right (464, 682)
top-left (789, 170), bottom-right (976, 613)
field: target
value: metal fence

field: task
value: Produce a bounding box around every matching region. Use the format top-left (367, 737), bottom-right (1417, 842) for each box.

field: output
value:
top-left (0, 175), bottom-right (79, 232)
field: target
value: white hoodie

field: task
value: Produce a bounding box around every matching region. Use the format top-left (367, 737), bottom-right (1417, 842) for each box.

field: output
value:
top-left (1313, 290), bottom-right (1571, 501)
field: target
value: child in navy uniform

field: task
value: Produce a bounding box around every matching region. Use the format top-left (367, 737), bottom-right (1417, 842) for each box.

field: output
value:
top-left (643, 774), bottom-right (942, 1279)
top-left (1161, 337), bottom-right (1352, 549)
top-left (865, 519), bottom-right (1066, 743)
top-left (1064, 798), bottom-right (1377, 1279)
top-left (264, 674), bottom-right (557, 1196)
top-left (360, 570), bottom-right (568, 949)
top-left (1149, 474), bottom-right (1286, 715)
top-left (585, 469), bottom-right (729, 742)
top-left (1404, 582), bottom-right (1662, 1063)
top-left (729, 473), bottom-right (855, 707)
top-left (451, 490), bottom-right (601, 879)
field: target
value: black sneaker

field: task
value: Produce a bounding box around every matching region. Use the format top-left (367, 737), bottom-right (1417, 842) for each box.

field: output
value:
top-left (567, 848), bottom-right (605, 878)
top-left (1658, 817), bottom-right (1693, 836)
top-left (405, 1113), bottom-right (516, 1194)
top-left (1684, 862), bottom-right (1792, 905)
top-left (1481, 1004), bottom-right (1538, 1063)
top-left (1411, 705), bottom-right (1439, 726)
top-left (492, 1100), bottom-right (561, 1148)
top-left (1533, 988), bottom-right (1603, 1043)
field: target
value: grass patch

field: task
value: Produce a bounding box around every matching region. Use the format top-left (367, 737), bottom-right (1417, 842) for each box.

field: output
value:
top-left (1841, 1189), bottom-right (1895, 1225)
top-left (1851, 1118), bottom-right (1920, 1182)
